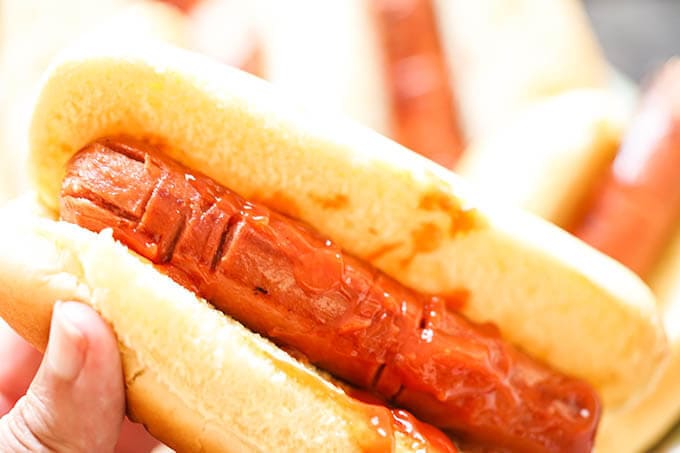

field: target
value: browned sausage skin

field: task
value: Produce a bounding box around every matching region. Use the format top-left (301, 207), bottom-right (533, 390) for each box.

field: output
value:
top-left (60, 137), bottom-right (600, 452)
top-left (573, 61), bottom-right (680, 277)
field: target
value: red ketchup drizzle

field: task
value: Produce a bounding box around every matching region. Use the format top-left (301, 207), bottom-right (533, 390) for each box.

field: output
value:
top-left (60, 137), bottom-right (601, 452)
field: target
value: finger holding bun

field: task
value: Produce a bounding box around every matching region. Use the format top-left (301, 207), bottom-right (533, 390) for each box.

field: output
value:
top-left (0, 37), bottom-right (668, 451)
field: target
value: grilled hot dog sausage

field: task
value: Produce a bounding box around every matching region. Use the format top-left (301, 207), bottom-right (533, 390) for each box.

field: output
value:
top-left (60, 137), bottom-right (599, 452)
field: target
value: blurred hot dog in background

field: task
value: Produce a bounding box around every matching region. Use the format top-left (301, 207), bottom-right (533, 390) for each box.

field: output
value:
top-left (0, 0), bottom-right (678, 451)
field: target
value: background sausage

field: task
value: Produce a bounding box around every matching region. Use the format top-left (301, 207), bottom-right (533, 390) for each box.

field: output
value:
top-left (573, 60), bottom-right (680, 277)
top-left (370, 0), bottom-right (464, 167)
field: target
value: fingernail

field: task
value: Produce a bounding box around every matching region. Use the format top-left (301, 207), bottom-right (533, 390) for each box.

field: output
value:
top-left (45, 301), bottom-right (87, 381)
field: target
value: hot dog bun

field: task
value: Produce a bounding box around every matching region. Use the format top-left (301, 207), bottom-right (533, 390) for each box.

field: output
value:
top-left (457, 89), bottom-right (631, 228)
top-left (0, 40), bottom-right (667, 449)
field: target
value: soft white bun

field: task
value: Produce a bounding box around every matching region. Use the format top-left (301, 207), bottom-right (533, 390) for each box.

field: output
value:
top-left (595, 227), bottom-right (680, 453)
top-left (457, 89), bottom-right (631, 228)
top-left (434, 0), bottom-right (608, 141)
top-left (0, 197), bottom-right (423, 453)
top-left (21, 40), bottom-right (667, 408)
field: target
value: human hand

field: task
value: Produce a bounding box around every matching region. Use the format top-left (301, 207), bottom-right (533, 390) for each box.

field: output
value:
top-left (0, 301), bottom-right (162, 452)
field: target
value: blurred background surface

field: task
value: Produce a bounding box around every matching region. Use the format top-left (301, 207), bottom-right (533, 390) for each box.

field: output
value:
top-left (585, 0), bottom-right (680, 82)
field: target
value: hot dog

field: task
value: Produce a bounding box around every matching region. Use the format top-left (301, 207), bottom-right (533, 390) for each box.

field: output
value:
top-left (60, 137), bottom-right (600, 451)
top-left (369, 0), bottom-right (464, 167)
top-left (0, 41), bottom-right (667, 452)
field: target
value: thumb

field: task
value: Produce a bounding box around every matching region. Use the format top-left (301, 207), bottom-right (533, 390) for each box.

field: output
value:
top-left (0, 301), bottom-right (126, 452)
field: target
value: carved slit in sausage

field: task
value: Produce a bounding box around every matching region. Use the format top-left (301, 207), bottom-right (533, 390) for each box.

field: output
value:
top-left (389, 383), bottom-right (406, 404)
top-left (211, 216), bottom-right (238, 272)
top-left (162, 213), bottom-right (187, 264)
top-left (66, 193), bottom-right (140, 223)
top-left (370, 363), bottom-right (387, 391)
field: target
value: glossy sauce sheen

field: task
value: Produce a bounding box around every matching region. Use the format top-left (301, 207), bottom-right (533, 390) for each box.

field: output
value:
top-left (60, 138), bottom-right (600, 452)
top-left (347, 387), bottom-right (459, 452)
top-left (257, 340), bottom-right (458, 453)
